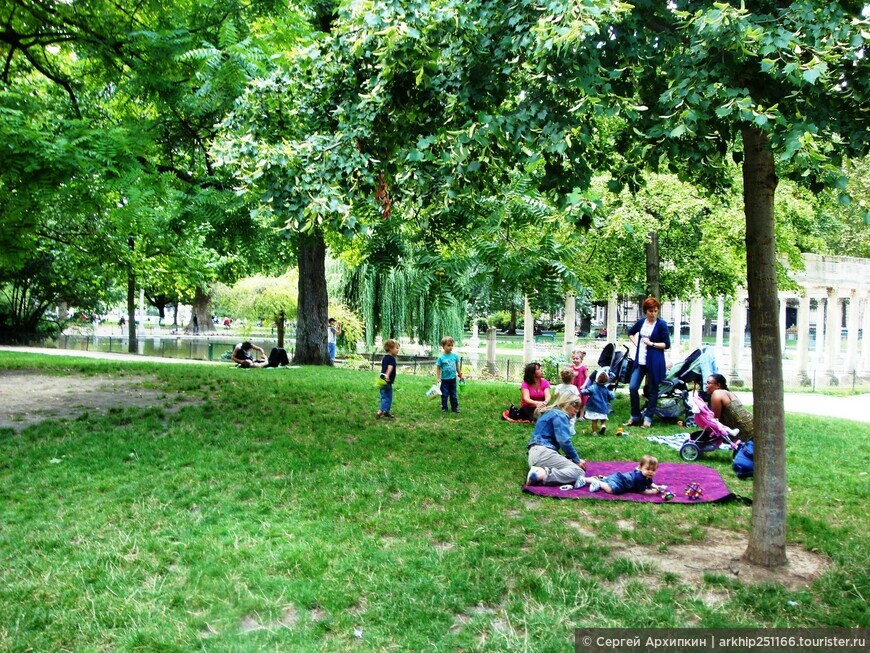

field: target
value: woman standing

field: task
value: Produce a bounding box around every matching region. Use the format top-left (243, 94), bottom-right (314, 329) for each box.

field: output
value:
top-left (623, 297), bottom-right (671, 428)
top-left (705, 374), bottom-right (754, 440)
top-left (518, 362), bottom-right (552, 421)
top-left (526, 394), bottom-right (587, 486)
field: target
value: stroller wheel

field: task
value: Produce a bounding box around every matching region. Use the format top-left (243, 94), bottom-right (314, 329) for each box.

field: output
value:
top-left (684, 416), bottom-right (695, 428)
top-left (680, 442), bottom-right (701, 462)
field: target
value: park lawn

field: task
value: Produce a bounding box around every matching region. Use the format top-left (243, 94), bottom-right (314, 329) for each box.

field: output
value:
top-left (0, 352), bottom-right (867, 652)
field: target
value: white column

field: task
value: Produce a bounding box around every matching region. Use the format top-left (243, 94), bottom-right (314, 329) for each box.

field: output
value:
top-left (728, 297), bottom-right (745, 386)
top-left (470, 322), bottom-right (479, 348)
top-left (779, 296), bottom-right (787, 355)
top-left (795, 292), bottom-right (811, 384)
top-left (815, 296), bottom-right (826, 363)
top-left (824, 288), bottom-right (840, 382)
top-left (564, 294), bottom-right (576, 358)
top-left (486, 327), bottom-right (498, 373)
top-left (671, 298), bottom-right (682, 361)
top-left (523, 295), bottom-right (534, 365)
top-left (715, 296), bottom-right (725, 359)
top-left (861, 294), bottom-right (870, 373)
top-left (845, 289), bottom-right (860, 374)
top-left (689, 295), bottom-right (703, 351)
top-left (606, 293), bottom-right (618, 346)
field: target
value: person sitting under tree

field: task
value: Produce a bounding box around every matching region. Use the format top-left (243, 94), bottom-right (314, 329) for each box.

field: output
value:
top-left (231, 341), bottom-right (268, 368)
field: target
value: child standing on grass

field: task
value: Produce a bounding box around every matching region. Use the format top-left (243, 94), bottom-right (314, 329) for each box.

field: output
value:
top-left (570, 349), bottom-right (589, 419)
top-left (576, 454), bottom-right (668, 495)
top-left (554, 368), bottom-right (580, 434)
top-left (376, 339), bottom-right (399, 420)
top-left (435, 336), bottom-right (461, 413)
top-left (581, 370), bottom-right (615, 435)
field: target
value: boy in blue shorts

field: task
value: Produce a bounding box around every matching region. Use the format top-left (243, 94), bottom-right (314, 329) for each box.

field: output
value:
top-left (435, 336), bottom-right (461, 413)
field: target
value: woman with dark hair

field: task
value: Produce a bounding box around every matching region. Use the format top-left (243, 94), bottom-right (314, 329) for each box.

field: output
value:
top-left (623, 297), bottom-right (671, 428)
top-left (705, 373), bottom-right (754, 439)
top-left (518, 362), bottom-right (551, 421)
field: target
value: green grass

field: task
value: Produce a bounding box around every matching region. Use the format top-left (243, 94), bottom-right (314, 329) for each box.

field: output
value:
top-left (1, 352), bottom-right (867, 651)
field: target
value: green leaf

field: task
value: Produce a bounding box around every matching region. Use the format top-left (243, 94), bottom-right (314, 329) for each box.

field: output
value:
top-left (802, 67), bottom-right (823, 84)
top-left (669, 124), bottom-right (687, 138)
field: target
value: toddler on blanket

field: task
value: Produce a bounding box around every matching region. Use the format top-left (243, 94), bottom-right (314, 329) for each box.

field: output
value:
top-left (575, 454), bottom-right (668, 495)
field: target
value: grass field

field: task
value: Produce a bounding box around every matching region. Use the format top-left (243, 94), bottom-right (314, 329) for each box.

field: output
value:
top-left (0, 352), bottom-right (867, 652)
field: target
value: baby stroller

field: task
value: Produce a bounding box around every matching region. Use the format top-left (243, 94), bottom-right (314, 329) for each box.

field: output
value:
top-left (679, 394), bottom-right (743, 461)
top-left (595, 343), bottom-right (632, 390)
top-left (647, 346), bottom-right (718, 427)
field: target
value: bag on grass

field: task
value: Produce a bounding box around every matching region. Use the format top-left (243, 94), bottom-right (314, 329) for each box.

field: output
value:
top-left (267, 347), bottom-right (290, 367)
top-left (732, 439), bottom-right (754, 479)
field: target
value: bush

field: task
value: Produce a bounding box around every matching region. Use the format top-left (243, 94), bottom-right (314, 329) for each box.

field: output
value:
top-left (540, 353), bottom-right (569, 384)
top-left (486, 311), bottom-right (511, 331)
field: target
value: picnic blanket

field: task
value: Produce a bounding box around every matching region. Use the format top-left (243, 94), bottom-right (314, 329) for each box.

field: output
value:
top-left (522, 461), bottom-right (740, 504)
top-left (646, 433), bottom-right (731, 452)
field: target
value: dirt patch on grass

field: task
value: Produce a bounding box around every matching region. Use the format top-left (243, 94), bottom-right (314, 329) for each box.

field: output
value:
top-left (615, 527), bottom-right (829, 591)
top-left (0, 370), bottom-right (201, 431)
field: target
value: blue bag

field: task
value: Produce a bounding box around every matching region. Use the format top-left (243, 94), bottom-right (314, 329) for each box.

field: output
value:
top-left (732, 440), bottom-right (754, 479)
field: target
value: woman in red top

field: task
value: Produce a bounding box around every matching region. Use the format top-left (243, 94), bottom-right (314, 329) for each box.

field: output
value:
top-left (519, 362), bottom-right (551, 421)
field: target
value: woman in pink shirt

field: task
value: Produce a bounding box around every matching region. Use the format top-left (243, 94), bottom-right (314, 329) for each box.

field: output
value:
top-left (519, 362), bottom-right (551, 421)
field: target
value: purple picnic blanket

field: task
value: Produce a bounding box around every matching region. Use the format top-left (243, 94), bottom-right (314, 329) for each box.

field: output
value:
top-left (522, 461), bottom-right (738, 504)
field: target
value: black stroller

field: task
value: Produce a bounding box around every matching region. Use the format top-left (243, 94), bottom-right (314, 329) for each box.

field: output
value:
top-left (645, 346), bottom-right (718, 427)
top-left (595, 343), bottom-right (633, 390)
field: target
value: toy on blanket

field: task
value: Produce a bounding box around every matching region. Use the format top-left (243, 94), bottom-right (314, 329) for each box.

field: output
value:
top-left (684, 481), bottom-right (703, 500)
top-left (660, 489), bottom-right (675, 501)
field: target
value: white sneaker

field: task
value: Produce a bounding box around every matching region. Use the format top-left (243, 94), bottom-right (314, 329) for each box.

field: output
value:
top-left (526, 467), bottom-right (548, 486)
top-left (574, 477), bottom-right (587, 489)
top-left (588, 479), bottom-right (601, 493)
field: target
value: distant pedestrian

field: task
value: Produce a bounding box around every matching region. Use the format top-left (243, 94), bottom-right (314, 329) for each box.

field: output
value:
top-left (327, 318), bottom-right (342, 362)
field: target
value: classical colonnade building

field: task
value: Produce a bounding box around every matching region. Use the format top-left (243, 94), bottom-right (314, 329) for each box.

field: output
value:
top-left (555, 254), bottom-right (868, 386)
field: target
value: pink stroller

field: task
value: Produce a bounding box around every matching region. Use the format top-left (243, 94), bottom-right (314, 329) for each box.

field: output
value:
top-left (679, 395), bottom-right (742, 461)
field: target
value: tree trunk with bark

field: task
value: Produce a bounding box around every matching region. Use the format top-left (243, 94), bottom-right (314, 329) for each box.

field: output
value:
top-left (508, 307), bottom-right (518, 335)
top-left (277, 310), bottom-right (285, 349)
top-left (645, 229), bottom-right (660, 300)
top-left (741, 126), bottom-right (787, 568)
top-left (293, 229), bottom-right (330, 365)
top-left (191, 289), bottom-right (213, 333)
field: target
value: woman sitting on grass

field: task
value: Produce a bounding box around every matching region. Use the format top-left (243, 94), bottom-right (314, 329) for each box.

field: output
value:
top-left (518, 362), bottom-right (551, 421)
top-left (525, 394), bottom-right (587, 487)
top-left (705, 374), bottom-right (754, 440)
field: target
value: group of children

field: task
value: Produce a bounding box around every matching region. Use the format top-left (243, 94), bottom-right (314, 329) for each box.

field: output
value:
top-left (552, 349), bottom-right (617, 436)
top-left (377, 343), bottom-right (617, 426)
top-left (376, 336), bottom-right (461, 419)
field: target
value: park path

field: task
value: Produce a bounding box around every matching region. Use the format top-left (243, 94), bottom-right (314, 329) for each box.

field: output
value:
top-left (1, 345), bottom-right (867, 423)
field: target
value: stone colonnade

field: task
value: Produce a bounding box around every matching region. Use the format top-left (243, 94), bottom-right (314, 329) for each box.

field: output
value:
top-left (532, 254), bottom-right (868, 386)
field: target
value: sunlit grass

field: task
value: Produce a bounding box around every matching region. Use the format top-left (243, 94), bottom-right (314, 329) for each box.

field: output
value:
top-left (0, 351), bottom-right (867, 651)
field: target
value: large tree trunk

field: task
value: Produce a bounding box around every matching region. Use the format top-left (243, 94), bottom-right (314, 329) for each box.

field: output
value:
top-left (645, 229), bottom-right (660, 300)
top-left (293, 229), bottom-right (330, 365)
top-left (741, 126), bottom-right (787, 568)
top-left (191, 289), bottom-right (213, 333)
top-left (277, 310), bottom-right (285, 349)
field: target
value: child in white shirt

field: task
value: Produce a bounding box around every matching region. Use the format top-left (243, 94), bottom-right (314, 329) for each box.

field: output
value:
top-left (554, 368), bottom-right (581, 434)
